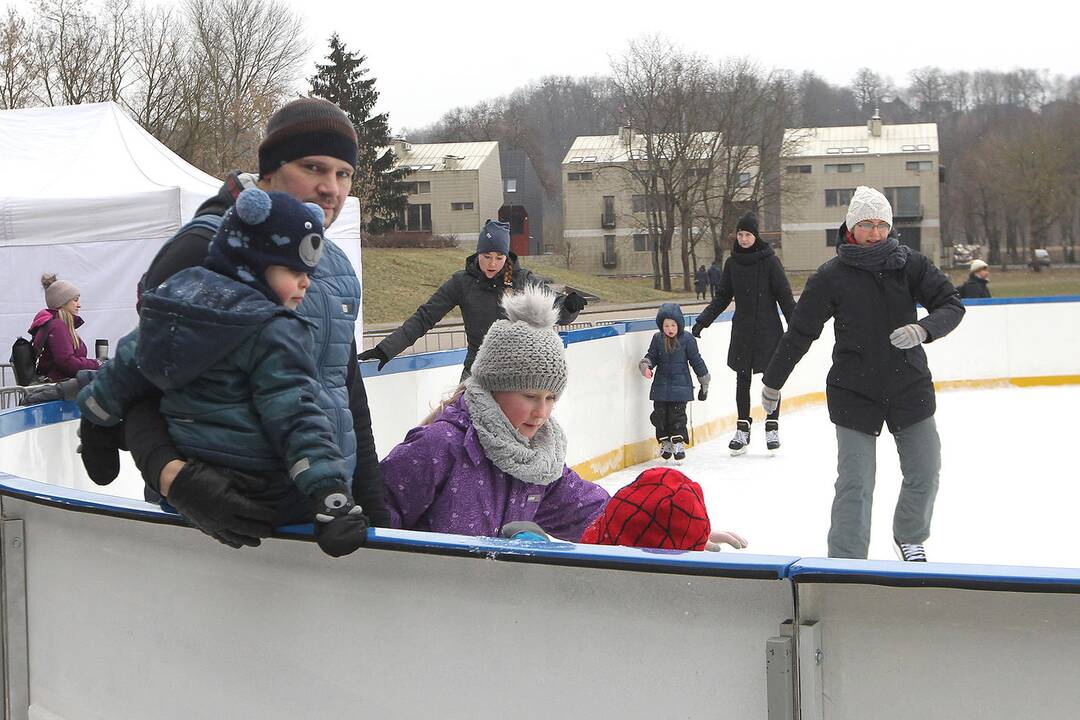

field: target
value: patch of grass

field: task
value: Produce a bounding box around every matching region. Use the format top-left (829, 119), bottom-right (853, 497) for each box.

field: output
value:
top-left (944, 267), bottom-right (1080, 298)
top-left (361, 247), bottom-right (697, 326)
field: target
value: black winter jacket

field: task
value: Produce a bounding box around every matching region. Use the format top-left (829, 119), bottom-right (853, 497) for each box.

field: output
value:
top-left (124, 172), bottom-right (389, 525)
top-left (695, 243), bottom-right (796, 372)
top-left (375, 253), bottom-right (580, 373)
top-left (762, 227), bottom-right (965, 435)
top-left (958, 275), bottom-right (991, 299)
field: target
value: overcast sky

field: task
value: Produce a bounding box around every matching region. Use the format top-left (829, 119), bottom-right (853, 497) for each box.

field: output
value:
top-left (288, 0), bottom-right (1080, 132)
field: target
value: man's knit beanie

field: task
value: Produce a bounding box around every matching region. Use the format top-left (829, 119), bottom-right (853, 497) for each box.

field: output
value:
top-left (206, 187), bottom-right (325, 303)
top-left (258, 97), bottom-right (358, 177)
top-left (470, 285), bottom-right (568, 398)
top-left (579, 467), bottom-right (712, 551)
top-left (477, 219), bottom-right (512, 255)
top-left (845, 186), bottom-right (893, 229)
top-left (41, 273), bottom-right (80, 310)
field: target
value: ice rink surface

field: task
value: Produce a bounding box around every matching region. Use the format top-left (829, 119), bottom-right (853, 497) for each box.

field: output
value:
top-left (597, 385), bottom-right (1079, 568)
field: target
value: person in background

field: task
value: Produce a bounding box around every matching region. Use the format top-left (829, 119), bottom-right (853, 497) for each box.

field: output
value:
top-left (760, 186), bottom-right (964, 562)
top-left (707, 261), bottom-right (722, 301)
top-left (958, 259), bottom-right (991, 299)
top-left (639, 303), bottom-right (709, 463)
top-left (29, 274), bottom-right (101, 382)
top-left (359, 219), bottom-right (586, 379)
top-left (694, 265), bottom-right (708, 300)
top-left (379, 285), bottom-right (609, 542)
top-left (692, 212), bottom-right (795, 455)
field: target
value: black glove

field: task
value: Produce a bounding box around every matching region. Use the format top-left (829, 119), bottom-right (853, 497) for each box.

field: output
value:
top-left (77, 418), bottom-right (125, 485)
top-left (166, 459), bottom-right (278, 549)
top-left (697, 386), bottom-right (708, 402)
top-left (562, 291), bottom-right (587, 314)
top-left (312, 485), bottom-right (369, 557)
top-left (691, 323), bottom-right (703, 339)
top-left (357, 347), bottom-right (389, 370)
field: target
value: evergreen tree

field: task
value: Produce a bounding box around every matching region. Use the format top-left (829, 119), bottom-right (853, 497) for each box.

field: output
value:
top-left (310, 34), bottom-right (406, 233)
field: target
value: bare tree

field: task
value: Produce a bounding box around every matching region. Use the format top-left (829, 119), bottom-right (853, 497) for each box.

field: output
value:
top-left (852, 67), bottom-right (888, 111)
top-left (0, 6), bottom-right (37, 109)
top-left (34, 0), bottom-right (108, 106)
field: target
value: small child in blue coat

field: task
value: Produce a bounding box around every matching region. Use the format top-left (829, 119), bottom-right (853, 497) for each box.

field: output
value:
top-left (638, 303), bottom-right (710, 461)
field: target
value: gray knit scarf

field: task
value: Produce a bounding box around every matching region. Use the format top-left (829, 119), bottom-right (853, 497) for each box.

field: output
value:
top-left (462, 379), bottom-right (567, 486)
top-left (837, 236), bottom-right (911, 271)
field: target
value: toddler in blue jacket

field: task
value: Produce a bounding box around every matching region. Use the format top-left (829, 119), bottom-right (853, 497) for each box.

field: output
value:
top-left (638, 303), bottom-right (710, 461)
top-left (78, 188), bottom-right (366, 556)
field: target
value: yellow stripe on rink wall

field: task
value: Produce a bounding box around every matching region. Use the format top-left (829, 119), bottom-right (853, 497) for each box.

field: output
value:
top-left (571, 374), bottom-right (1080, 482)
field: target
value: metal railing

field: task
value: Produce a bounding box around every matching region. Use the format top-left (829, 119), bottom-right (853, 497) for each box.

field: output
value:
top-left (361, 320), bottom-right (618, 356)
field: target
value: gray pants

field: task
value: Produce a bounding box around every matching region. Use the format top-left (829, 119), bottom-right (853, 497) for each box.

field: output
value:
top-left (828, 416), bottom-right (941, 559)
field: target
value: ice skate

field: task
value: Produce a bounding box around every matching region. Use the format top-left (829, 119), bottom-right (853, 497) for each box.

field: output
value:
top-left (765, 420), bottom-right (780, 453)
top-left (671, 435), bottom-right (686, 463)
top-left (893, 538), bottom-right (927, 562)
top-left (658, 437), bottom-right (673, 461)
top-left (728, 420), bottom-right (751, 456)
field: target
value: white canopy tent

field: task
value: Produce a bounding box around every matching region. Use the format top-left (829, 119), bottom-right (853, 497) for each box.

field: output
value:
top-left (0, 102), bottom-right (363, 357)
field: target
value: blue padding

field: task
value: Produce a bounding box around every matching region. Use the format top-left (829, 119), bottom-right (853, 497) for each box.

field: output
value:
top-left (0, 471), bottom-right (181, 523)
top-left (359, 348), bottom-right (467, 378)
top-left (564, 324), bottom-right (624, 345)
top-left (0, 401), bottom-right (79, 439)
top-left (788, 558), bottom-right (1080, 588)
top-left (961, 295), bottom-right (1080, 306)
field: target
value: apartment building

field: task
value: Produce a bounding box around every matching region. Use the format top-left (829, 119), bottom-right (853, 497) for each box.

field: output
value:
top-left (387, 140), bottom-right (503, 239)
top-left (780, 115), bottom-right (941, 271)
top-left (562, 128), bottom-right (757, 275)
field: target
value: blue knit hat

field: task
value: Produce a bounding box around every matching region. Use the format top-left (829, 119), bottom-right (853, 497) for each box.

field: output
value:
top-left (477, 219), bottom-right (511, 255)
top-left (207, 188), bottom-right (325, 303)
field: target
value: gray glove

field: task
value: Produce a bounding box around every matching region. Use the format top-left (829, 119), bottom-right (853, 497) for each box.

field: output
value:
top-left (697, 373), bottom-right (711, 401)
top-left (638, 359), bottom-right (653, 378)
top-left (761, 385), bottom-right (781, 415)
top-left (889, 323), bottom-right (928, 350)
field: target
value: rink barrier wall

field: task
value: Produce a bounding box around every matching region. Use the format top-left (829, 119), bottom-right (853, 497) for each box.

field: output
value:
top-left (2, 297), bottom-right (1080, 718)
top-left (360, 295), bottom-right (1080, 481)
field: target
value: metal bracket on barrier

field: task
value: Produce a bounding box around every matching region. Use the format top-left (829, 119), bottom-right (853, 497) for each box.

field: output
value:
top-left (766, 621), bottom-right (795, 719)
top-left (797, 621), bottom-right (823, 720)
top-left (1, 516), bottom-right (29, 720)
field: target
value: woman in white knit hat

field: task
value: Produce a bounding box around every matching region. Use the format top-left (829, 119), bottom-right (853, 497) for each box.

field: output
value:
top-left (758, 186), bottom-right (965, 562)
top-left (27, 273), bottom-right (101, 382)
top-left (958, 259), bottom-right (992, 299)
top-left (379, 285), bottom-right (609, 541)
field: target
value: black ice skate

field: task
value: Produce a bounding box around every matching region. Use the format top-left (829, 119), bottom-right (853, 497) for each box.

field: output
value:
top-left (671, 435), bottom-right (686, 463)
top-left (728, 420), bottom-right (751, 456)
top-left (765, 420), bottom-right (780, 453)
top-left (893, 538), bottom-right (927, 562)
top-left (658, 437), bottom-right (673, 460)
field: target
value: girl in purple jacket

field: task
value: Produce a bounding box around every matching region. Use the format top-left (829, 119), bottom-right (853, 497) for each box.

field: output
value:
top-left (380, 286), bottom-right (609, 542)
top-left (29, 274), bottom-right (101, 382)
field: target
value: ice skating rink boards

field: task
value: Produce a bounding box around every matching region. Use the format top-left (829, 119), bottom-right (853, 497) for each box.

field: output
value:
top-left (0, 296), bottom-right (1078, 719)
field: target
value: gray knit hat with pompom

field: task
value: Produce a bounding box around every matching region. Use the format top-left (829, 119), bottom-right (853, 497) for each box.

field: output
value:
top-left (470, 285), bottom-right (568, 398)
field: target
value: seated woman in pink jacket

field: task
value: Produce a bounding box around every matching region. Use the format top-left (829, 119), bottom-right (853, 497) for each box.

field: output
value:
top-left (29, 274), bottom-right (101, 382)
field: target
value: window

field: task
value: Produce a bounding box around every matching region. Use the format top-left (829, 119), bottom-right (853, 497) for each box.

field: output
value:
top-left (403, 181), bottom-right (431, 195)
top-left (581, 156), bottom-right (597, 163)
top-left (633, 233), bottom-right (656, 252)
top-left (884, 186), bottom-right (921, 216)
top-left (603, 235), bottom-right (617, 266)
top-left (897, 226), bottom-right (921, 251)
top-left (401, 203), bottom-right (432, 231)
top-left (505, 178), bottom-right (517, 192)
top-left (450, 202), bottom-right (474, 211)
top-left (826, 229), bottom-right (838, 247)
top-left (825, 188), bottom-right (855, 207)
top-left (786, 165), bottom-right (811, 174)
top-left (632, 195), bottom-right (646, 213)
top-left (825, 163), bottom-right (865, 174)
top-left (905, 161), bottom-right (933, 171)
top-left (736, 172), bottom-right (752, 188)
top-left (567, 172), bottom-right (593, 182)
top-left (602, 196), bottom-right (615, 228)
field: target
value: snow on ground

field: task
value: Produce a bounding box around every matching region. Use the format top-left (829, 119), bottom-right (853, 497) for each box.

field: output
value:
top-left (597, 385), bottom-right (1080, 568)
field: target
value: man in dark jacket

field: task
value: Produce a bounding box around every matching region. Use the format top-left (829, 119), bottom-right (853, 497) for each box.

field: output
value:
top-left (760, 186), bottom-right (964, 561)
top-left (80, 97), bottom-right (388, 550)
top-left (958, 259), bottom-right (991, 299)
top-left (707, 262), bottom-right (722, 300)
top-left (360, 219), bottom-right (585, 378)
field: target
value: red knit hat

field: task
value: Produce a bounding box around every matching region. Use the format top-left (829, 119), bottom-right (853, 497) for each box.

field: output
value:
top-left (580, 468), bottom-right (711, 551)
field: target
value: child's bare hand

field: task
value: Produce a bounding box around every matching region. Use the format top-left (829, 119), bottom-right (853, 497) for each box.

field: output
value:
top-left (645, 368), bottom-right (653, 379)
top-left (705, 530), bottom-right (748, 551)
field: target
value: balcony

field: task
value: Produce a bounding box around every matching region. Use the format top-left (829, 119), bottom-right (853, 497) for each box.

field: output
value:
top-left (601, 213), bottom-right (616, 229)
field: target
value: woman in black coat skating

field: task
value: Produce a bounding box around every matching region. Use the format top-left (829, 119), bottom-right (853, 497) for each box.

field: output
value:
top-left (692, 213), bottom-right (795, 455)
